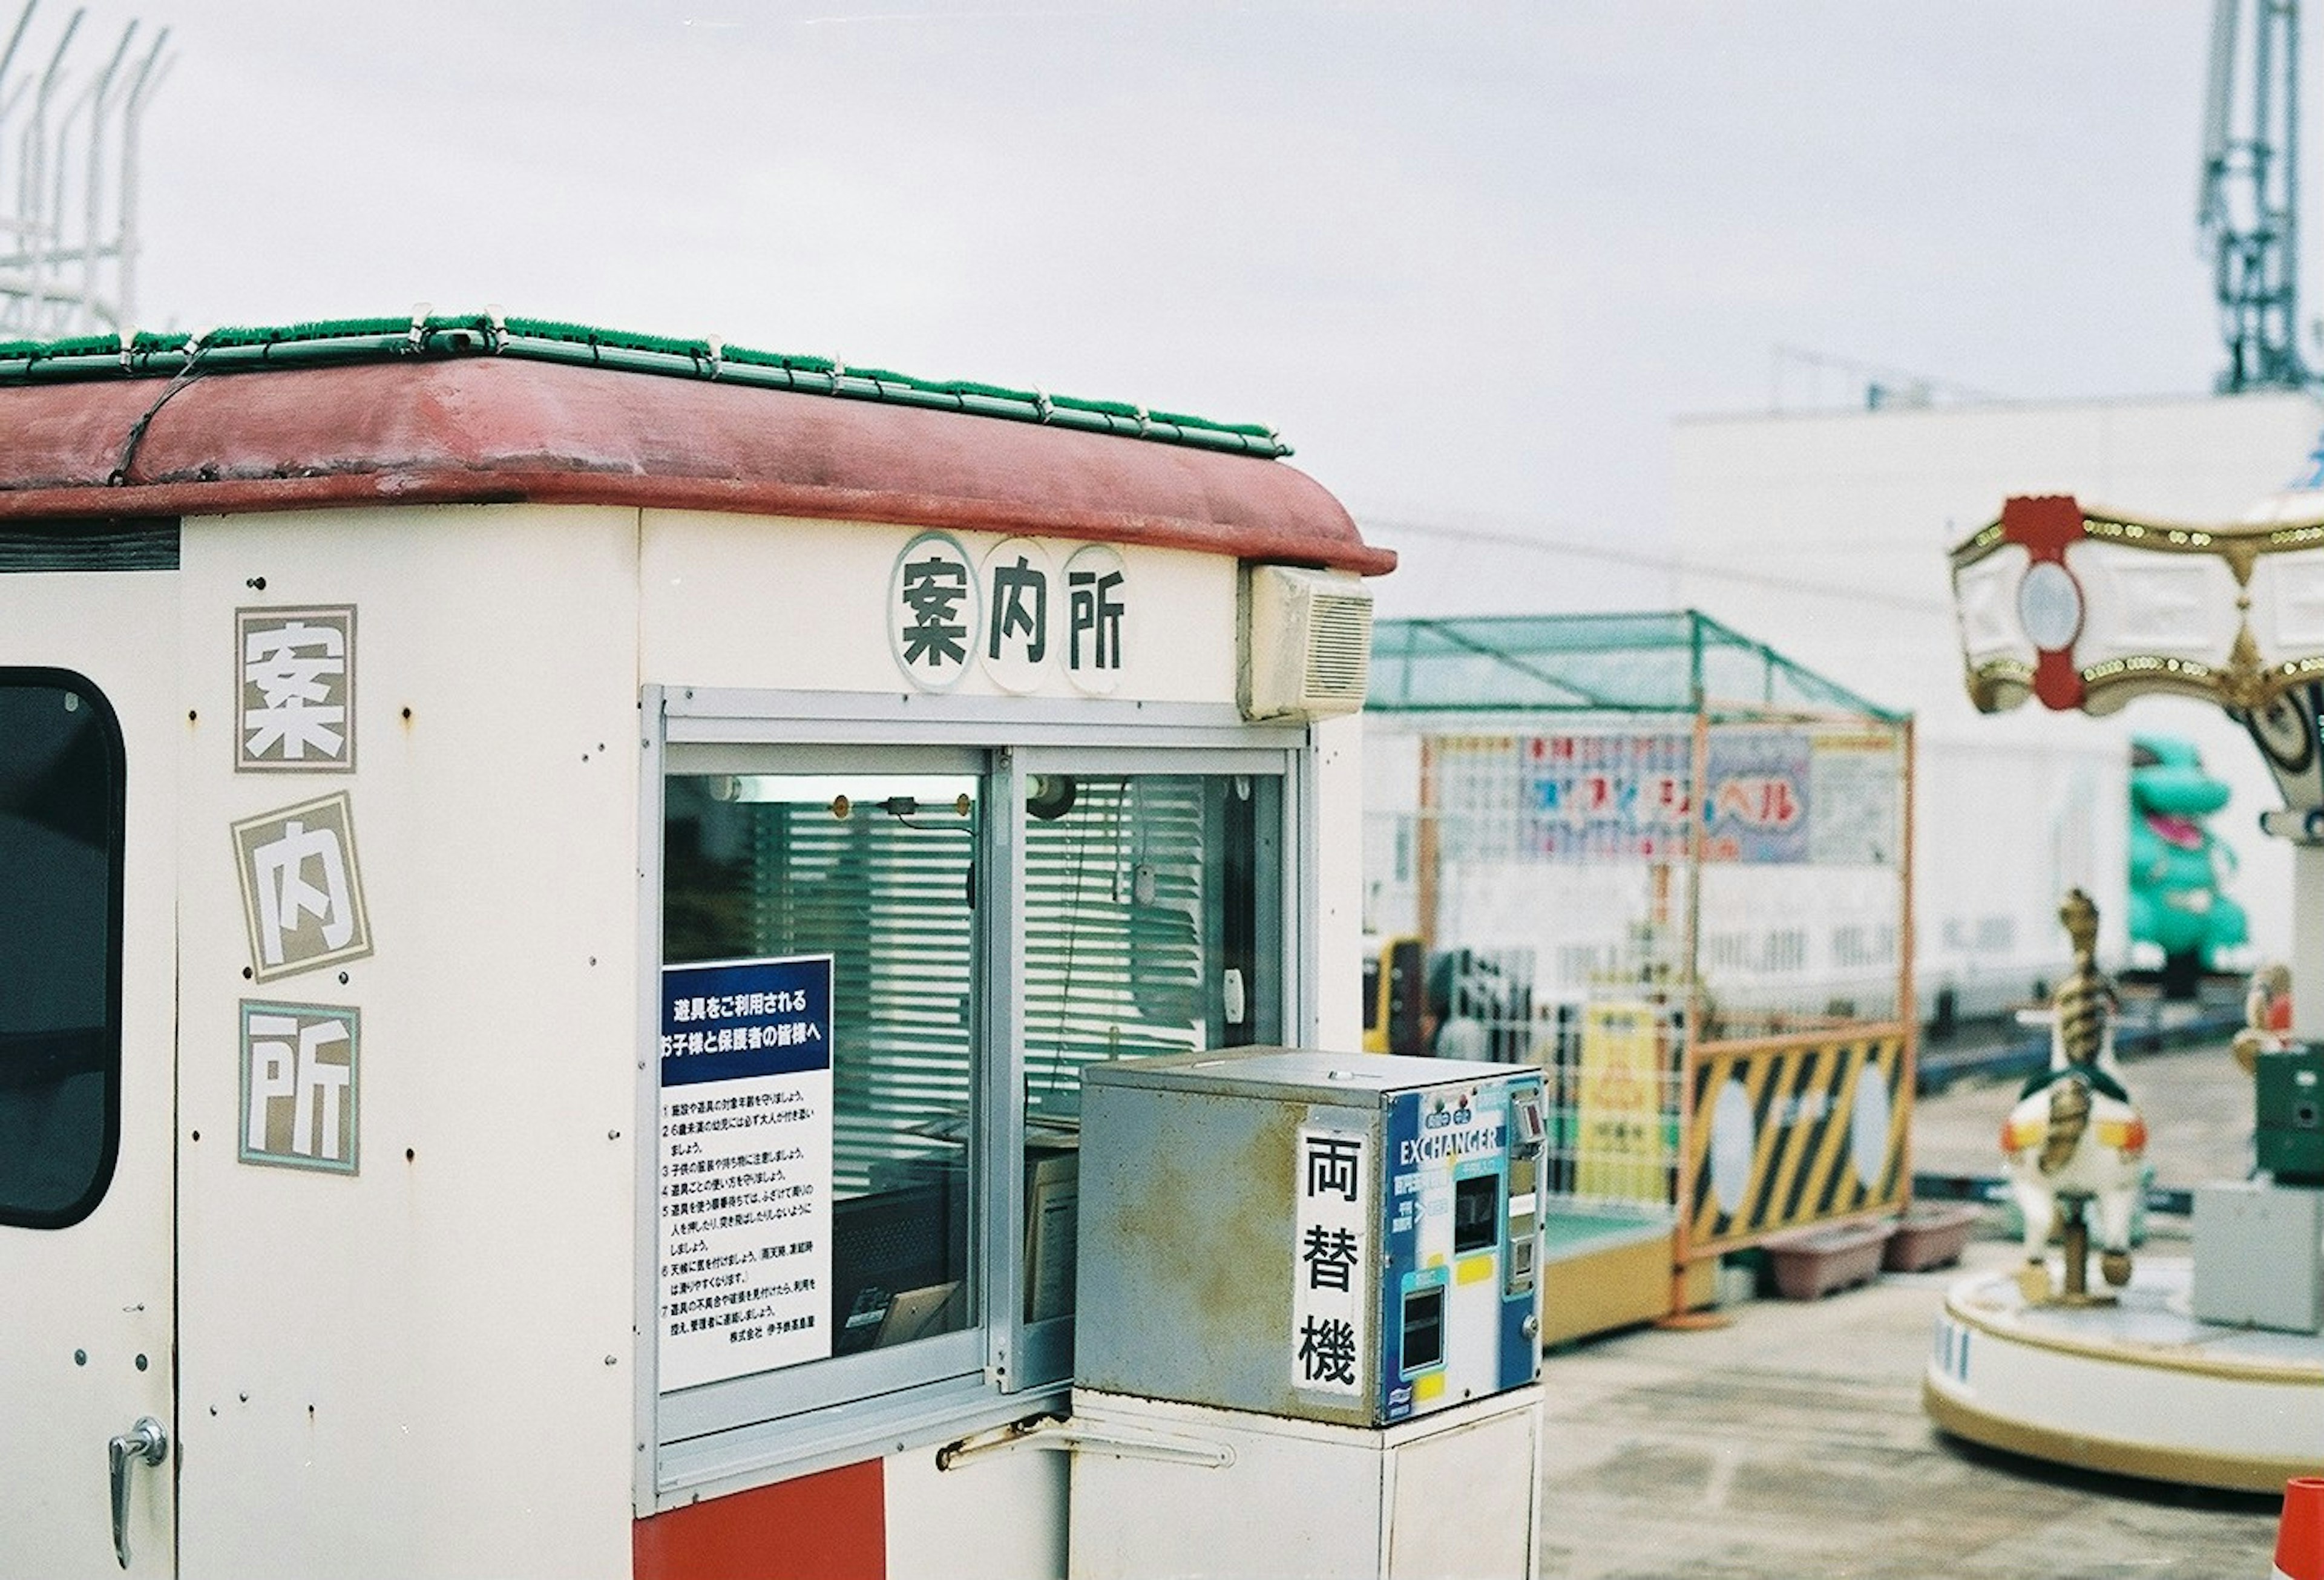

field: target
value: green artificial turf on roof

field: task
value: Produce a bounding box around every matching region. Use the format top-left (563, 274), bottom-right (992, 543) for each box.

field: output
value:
top-left (0, 310), bottom-right (1290, 459)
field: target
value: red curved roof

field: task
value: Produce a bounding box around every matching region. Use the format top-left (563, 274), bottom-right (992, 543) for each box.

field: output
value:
top-left (0, 355), bottom-right (1393, 575)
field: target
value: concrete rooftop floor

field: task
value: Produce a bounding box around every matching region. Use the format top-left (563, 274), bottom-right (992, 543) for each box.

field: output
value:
top-left (1532, 1038), bottom-right (2293, 1579)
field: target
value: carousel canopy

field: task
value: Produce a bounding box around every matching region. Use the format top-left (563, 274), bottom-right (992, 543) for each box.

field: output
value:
top-left (1951, 493), bottom-right (2324, 718)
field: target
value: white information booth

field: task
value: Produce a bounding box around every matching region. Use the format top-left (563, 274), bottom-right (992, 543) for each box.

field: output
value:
top-left (0, 316), bottom-right (1387, 1578)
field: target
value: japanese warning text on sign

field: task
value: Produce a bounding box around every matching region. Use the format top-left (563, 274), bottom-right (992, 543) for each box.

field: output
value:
top-left (657, 954), bottom-right (834, 1393)
top-left (1807, 732), bottom-right (1899, 867)
top-left (1293, 1123), bottom-right (1370, 1396)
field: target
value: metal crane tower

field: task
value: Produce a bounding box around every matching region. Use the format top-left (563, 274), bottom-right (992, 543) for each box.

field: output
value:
top-left (2200, 0), bottom-right (2309, 390)
top-left (0, 0), bottom-right (171, 339)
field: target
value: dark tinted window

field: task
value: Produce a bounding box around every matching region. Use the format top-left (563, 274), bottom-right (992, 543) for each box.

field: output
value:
top-left (1400, 1284), bottom-right (1444, 1373)
top-left (1452, 1170), bottom-right (1500, 1254)
top-left (0, 672), bottom-right (123, 1227)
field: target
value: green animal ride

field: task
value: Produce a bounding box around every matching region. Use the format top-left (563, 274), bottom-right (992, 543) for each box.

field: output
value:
top-left (2128, 735), bottom-right (2247, 998)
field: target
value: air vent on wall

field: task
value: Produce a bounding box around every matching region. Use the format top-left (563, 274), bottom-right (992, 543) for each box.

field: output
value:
top-left (1240, 564), bottom-right (1374, 721)
top-left (0, 517), bottom-right (179, 572)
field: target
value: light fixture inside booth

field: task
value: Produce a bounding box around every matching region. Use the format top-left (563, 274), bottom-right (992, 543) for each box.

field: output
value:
top-left (1026, 774), bottom-right (1077, 821)
top-left (712, 775), bottom-right (979, 819)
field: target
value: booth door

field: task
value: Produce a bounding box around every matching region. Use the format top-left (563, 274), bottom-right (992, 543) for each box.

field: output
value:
top-left (0, 572), bottom-right (179, 1575)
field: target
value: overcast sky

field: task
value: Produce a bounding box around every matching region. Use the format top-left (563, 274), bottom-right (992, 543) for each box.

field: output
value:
top-left (30, 1), bottom-right (2257, 608)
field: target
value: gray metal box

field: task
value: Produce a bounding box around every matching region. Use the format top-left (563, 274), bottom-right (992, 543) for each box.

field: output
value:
top-left (2191, 1180), bottom-right (2324, 1333)
top-left (1075, 1046), bottom-right (1546, 1429)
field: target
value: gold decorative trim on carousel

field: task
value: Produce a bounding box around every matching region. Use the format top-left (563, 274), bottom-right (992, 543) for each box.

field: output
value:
top-left (1964, 657), bottom-right (2034, 713)
top-left (1951, 494), bottom-right (2324, 716)
top-left (1952, 506), bottom-right (2324, 573)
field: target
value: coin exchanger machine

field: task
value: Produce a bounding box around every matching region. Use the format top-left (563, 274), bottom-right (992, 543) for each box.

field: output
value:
top-left (1069, 1048), bottom-right (1548, 1580)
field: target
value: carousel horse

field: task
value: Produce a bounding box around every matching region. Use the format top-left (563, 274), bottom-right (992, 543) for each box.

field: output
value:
top-left (1998, 889), bottom-right (2148, 1302)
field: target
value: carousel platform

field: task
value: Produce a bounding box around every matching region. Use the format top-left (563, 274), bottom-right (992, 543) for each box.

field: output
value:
top-left (1925, 1254), bottom-right (2324, 1492)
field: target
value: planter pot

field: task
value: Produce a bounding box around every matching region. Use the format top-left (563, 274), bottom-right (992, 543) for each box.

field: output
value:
top-left (1882, 1201), bottom-right (1980, 1272)
top-left (1761, 1219), bottom-right (1893, 1300)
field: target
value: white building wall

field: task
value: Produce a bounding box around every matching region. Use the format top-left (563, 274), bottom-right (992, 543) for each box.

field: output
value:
top-left (1673, 391), bottom-right (2322, 1000)
top-left (637, 510), bottom-right (1235, 703)
top-left (884, 1441), bottom-right (1068, 1580)
top-left (177, 503), bottom-right (643, 1578)
top-left (1312, 711), bottom-right (1368, 1052)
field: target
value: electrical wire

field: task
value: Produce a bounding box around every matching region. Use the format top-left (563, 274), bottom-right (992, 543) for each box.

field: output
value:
top-left (1363, 516), bottom-right (1952, 615)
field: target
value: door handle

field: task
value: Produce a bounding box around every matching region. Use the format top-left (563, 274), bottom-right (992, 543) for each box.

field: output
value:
top-left (107, 1416), bottom-right (167, 1569)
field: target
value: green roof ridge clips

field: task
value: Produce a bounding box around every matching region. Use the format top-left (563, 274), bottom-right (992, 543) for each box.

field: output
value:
top-left (0, 311), bottom-right (1292, 459)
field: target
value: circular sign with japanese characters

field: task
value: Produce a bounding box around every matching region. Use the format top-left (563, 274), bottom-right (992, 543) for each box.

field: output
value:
top-left (978, 538), bottom-right (1059, 695)
top-left (1060, 543), bottom-right (1128, 697)
top-left (888, 532), bottom-right (980, 692)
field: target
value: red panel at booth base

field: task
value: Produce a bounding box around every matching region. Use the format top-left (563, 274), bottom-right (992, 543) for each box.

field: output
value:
top-left (634, 1459), bottom-right (885, 1580)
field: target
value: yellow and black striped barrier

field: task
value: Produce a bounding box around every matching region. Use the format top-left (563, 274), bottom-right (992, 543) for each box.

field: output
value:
top-left (1683, 1027), bottom-right (1910, 1254)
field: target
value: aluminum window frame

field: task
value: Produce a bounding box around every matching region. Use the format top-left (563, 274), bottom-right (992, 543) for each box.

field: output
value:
top-left (1003, 743), bottom-right (1301, 1389)
top-left (635, 688), bottom-right (1316, 1510)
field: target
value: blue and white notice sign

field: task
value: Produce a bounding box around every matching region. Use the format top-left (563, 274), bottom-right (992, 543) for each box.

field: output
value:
top-left (656, 954), bottom-right (835, 1392)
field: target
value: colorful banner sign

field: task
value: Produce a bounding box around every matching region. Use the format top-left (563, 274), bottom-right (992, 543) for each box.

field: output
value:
top-left (1518, 733), bottom-right (1693, 860)
top-left (1703, 728), bottom-right (1811, 864)
top-left (1512, 730), bottom-right (1821, 864)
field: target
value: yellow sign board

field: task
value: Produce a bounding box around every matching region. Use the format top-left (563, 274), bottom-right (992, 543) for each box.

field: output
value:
top-left (1575, 1000), bottom-right (1667, 1202)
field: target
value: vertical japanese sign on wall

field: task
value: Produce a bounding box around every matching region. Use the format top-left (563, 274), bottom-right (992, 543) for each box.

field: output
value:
top-left (238, 1002), bottom-right (359, 1173)
top-left (230, 606), bottom-right (369, 1177)
top-left (237, 605), bottom-right (356, 772)
top-left (891, 532), bottom-right (1131, 697)
top-left (1292, 1123), bottom-right (1370, 1398)
top-left (657, 954), bottom-right (835, 1392)
top-left (231, 792), bottom-right (375, 983)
